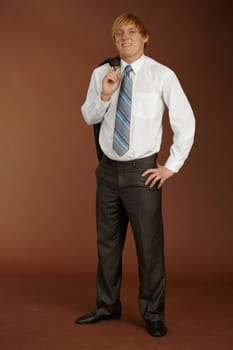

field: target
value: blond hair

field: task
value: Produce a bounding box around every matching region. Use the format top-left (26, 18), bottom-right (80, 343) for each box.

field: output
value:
top-left (112, 13), bottom-right (149, 42)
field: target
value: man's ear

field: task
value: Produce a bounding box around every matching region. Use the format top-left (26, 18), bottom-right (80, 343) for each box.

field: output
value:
top-left (144, 35), bottom-right (149, 44)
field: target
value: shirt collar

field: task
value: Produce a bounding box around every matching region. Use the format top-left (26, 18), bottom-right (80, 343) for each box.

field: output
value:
top-left (120, 55), bottom-right (145, 75)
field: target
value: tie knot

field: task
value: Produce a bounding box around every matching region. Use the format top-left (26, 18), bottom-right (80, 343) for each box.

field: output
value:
top-left (125, 65), bottom-right (133, 76)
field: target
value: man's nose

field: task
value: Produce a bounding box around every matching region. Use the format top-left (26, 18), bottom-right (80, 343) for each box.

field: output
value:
top-left (122, 31), bottom-right (130, 40)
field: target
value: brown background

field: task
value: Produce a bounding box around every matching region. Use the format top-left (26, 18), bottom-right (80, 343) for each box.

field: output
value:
top-left (0, 0), bottom-right (232, 281)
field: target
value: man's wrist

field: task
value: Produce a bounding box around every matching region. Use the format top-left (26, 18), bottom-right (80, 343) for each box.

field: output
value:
top-left (101, 92), bottom-right (111, 101)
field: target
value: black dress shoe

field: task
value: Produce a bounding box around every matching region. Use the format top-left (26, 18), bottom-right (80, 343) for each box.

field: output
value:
top-left (74, 310), bottom-right (121, 325)
top-left (148, 320), bottom-right (167, 337)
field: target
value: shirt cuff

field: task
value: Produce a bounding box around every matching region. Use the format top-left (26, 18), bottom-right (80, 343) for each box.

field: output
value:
top-left (96, 93), bottom-right (111, 107)
top-left (164, 157), bottom-right (180, 173)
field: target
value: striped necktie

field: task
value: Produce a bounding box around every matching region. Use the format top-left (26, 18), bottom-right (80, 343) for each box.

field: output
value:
top-left (113, 65), bottom-right (133, 156)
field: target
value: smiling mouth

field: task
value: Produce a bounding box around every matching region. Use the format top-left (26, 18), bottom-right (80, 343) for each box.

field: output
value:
top-left (121, 43), bottom-right (132, 47)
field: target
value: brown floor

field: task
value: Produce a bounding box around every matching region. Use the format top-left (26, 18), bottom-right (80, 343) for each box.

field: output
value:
top-left (0, 275), bottom-right (232, 350)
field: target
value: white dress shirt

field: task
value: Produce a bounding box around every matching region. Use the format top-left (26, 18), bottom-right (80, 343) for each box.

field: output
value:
top-left (81, 55), bottom-right (195, 173)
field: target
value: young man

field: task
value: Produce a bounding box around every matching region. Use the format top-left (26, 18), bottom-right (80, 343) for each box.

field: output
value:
top-left (75, 13), bottom-right (195, 337)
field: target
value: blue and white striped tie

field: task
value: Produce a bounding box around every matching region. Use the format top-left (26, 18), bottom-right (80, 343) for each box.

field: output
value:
top-left (113, 65), bottom-right (133, 156)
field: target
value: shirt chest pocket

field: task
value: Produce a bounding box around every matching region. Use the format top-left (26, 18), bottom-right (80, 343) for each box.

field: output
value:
top-left (132, 92), bottom-right (163, 119)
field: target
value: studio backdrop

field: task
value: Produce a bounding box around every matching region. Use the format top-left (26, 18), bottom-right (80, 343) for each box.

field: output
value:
top-left (0, 0), bottom-right (232, 281)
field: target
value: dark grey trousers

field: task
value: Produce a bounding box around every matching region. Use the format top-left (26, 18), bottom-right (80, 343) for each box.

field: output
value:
top-left (95, 154), bottom-right (166, 322)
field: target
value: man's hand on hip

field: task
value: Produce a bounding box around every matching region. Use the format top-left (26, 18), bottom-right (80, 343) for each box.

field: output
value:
top-left (142, 164), bottom-right (175, 189)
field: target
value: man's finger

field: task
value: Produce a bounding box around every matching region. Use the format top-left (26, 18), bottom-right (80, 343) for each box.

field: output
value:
top-left (142, 168), bottom-right (158, 177)
top-left (146, 174), bottom-right (161, 187)
top-left (144, 174), bottom-right (156, 185)
top-left (157, 178), bottom-right (166, 189)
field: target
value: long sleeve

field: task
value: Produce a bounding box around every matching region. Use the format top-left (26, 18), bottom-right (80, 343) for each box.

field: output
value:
top-left (80, 55), bottom-right (195, 166)
top-left (162, 71), bottom-right (195, 173)
top-left (81, 68), bottom-right (111, 125)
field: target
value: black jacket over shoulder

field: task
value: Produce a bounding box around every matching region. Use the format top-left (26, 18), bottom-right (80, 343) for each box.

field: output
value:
top-left (93, 56), bottom-right (120, 162)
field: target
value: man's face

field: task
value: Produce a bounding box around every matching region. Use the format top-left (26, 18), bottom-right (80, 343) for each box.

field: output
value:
top-left (114, 23), bottom-right (149, 63)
